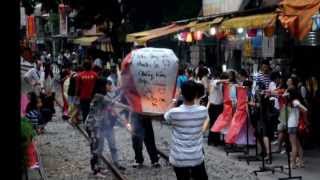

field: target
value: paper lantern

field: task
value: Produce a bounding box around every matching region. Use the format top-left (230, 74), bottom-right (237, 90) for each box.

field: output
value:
top-left (193, 31), bottom-right (203, 41)
top-left (178, 31), bottom-right (188, 41)
top-left (121, 48), bottom-right (179, 115)
top-left (186, 32), bottom-right (193, 42)
top-left (247, 29), bottom-right (257, 37)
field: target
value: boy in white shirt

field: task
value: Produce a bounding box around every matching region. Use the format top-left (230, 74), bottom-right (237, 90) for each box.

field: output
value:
top-left (164, 80), bottom-right (208, 180)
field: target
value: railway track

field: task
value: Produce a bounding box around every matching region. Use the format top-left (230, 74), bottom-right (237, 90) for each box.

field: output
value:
top-left (67, 121), bottom-right (129, 180)
top-left (67, 120), bottom-right (171, 179)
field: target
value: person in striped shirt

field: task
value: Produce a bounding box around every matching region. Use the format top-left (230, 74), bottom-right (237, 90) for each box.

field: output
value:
top-left (164, 80), bottom-right (208, 180)
top-left (255, 60), bottom-right (271, 91)
top-left (253, 60), bottom-right (273, 161)
top-left (25, 92), bottom-right (43, 134)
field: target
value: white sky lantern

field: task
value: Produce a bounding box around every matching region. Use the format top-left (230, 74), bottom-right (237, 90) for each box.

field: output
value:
top-left (121, 48), bottom-right (179, 115)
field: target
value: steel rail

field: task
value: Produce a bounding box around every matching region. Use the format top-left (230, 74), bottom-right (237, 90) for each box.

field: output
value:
top-left (67, 121), bottom-right (129, 180)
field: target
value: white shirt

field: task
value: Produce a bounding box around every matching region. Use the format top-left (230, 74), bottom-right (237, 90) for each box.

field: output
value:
top-left (94, 58), bottom-right (103, 68)
top-left (24, 68), bottom-right (44, 85)
top-left (164, 104), bottom-right (208, 167)
top-left (288, 100), bottom-right (302, 128)
top-left (208, 80), bottom-right (223, 105)
top-left (24, 67), bottom-right (44, 94)
top-left (268, 81), bottom-right (280, 110)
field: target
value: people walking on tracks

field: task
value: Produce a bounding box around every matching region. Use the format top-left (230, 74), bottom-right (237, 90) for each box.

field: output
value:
top-left (164, 80), bottom-right (208, 180)
top-left (86, 78), bottom-right (130, 177)
top-left (67, 66), bottom-right (81, 124)
top-left (77, 61), bottom-right (98, 123)
top-left (23, 60), bottom-right (44, 96)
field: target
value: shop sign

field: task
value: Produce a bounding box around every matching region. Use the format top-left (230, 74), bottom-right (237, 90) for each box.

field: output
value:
top-left (203, 0), bottom-right (244, 16)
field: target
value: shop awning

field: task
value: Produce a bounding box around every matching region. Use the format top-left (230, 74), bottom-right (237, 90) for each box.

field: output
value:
top-left (126, 24), bottom-right (176, 42)
top-left (190, 17), bottom-right (224, 31)
top-left (278, 0), bottom-right (320, 40)
top-left (96, 35), bottom-right (111, 43)
top-left (220, 13), bottom-right (277, 29)
top-left (73, 36), bottom-right (99, 46)
top-left (133, 21), bottom-right (197, 45)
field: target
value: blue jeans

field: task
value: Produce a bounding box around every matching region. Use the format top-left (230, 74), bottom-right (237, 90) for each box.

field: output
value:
top-left (98, 118), bottom-right (119, 164)
top-left (131, 113), bottom-right (159, 164)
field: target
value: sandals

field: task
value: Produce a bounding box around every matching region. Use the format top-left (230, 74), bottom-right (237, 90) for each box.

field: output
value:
top-left (284, 163), bottom-right (297, 169)
top-left (296, 159), bottom-right (305, 168)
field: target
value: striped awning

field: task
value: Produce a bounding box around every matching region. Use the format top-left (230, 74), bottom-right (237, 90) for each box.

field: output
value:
top-left (220, 13), bottom-right (277, 29)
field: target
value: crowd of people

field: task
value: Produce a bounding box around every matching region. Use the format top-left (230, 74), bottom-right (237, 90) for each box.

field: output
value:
top-left (176, 60), bottom-right (320, 175)
top-left (22, 48), bottom-right (320, 179)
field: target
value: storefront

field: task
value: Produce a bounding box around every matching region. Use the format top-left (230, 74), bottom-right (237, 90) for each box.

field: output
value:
top-left (125, 0), bottom-right (320, 78)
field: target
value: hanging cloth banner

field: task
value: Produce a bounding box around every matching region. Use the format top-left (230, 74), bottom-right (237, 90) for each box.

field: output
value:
top-left (211, 83), bottom-right (233, 133)
top-left (26, 16), bottom-right (36, 39)
top-left (121, 48), bottom-right (179, 115)
top-left (59, 4), bottom-right (69, 35)
top-left (278, 0), bottom-right (320, 40)
top-left (225, 86), bottom-right (248, 144)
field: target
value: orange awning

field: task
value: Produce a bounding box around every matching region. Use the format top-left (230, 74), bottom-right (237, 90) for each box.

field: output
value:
top-left (134, 21), bottom-right (197, 45)
top-left (278, 15), bottom-right (299, 38)
top-left (278, 0), bottom-right (320, 40)
top-left (126, 24), bottom-right (177, 42)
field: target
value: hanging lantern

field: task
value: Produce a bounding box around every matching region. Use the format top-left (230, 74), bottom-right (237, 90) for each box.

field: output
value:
top-left (193, 31), bottom-right (203, 41)
top-left (216, 30), bottom-right (226, 40)
top-left (247, 29), bottom-right (257, 37)
top-left (186, 32), bottom-right (193, 43)
top-left (179, 31), bottom-right (188, 41)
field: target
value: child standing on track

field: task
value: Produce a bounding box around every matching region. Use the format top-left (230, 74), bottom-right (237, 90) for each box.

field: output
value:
top-left (164, 80), bottom-right (209, 180)
top-left (86, 78), bottom-right (129, 177)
